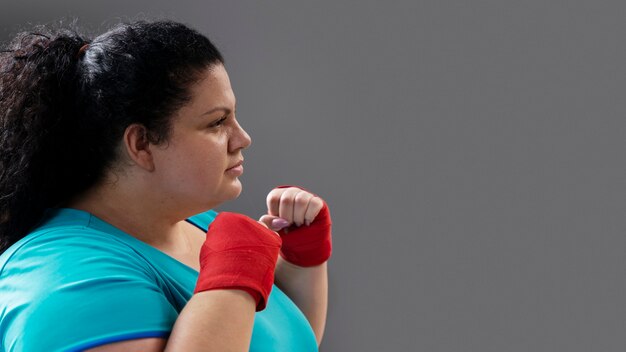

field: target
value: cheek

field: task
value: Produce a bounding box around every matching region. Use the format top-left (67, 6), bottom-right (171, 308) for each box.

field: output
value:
top-left (155, 139), bottom-right (225, 186)
top-left (189, 138), bottom-right (227, 165)
top-left (159, 157), bottom-right (220, 198)
top-left (180, 139), bottom-right (228, 180)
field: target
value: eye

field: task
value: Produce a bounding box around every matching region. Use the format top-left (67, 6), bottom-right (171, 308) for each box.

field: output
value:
top-left (209, 116), bottom-right (228, 128)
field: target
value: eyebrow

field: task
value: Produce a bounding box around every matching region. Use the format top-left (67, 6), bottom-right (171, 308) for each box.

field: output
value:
top-left (199, 107), bottom-right (232, 117)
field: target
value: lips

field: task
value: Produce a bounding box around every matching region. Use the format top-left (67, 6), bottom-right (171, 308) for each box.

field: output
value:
top-left (226, 160), bottom-right (243, 170)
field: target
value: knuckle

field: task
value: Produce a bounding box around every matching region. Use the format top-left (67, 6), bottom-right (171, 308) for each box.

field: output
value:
top-left (281, 195), bottom-right (294, 205)
top-left (311, 196), bottom-right (324, 208)
top-left (266, 192), bottom-right (281, 204)
top-left (294, 192), bottom-right (310, 206)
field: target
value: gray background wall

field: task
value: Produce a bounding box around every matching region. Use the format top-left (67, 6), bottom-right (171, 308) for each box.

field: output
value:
top-left (2, 1), bottom-right (625, 351)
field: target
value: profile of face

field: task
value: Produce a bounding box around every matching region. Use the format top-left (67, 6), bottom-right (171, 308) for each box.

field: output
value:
top-left (149, 64), bottom-right (252, 212)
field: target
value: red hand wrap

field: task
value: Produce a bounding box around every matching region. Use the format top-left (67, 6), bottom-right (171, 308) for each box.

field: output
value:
top-left (275, 185), bottom-right (333, 267)
top-left (194, 212), bottom-right (282, 311)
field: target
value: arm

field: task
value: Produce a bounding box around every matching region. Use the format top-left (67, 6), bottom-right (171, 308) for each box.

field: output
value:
top-left (88, 213), bottom-right (281, 352)
top-left (165, 289), bottom-right (256, 351)
top-left (274, 257), bottom-right (328, 345)
top-left (260, 185), bottom-right (333, 346)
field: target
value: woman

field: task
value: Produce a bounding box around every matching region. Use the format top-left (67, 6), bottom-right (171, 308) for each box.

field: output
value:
top-left (0, 20), bottom-right (332, 351)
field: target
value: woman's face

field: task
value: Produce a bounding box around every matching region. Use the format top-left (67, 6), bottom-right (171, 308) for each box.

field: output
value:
top-left (150, 64), bottom-right (252, 212)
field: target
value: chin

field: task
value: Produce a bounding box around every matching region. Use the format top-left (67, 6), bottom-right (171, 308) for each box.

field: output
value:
top-left (222, 179), bottom-right (244, 200)
top-left (231, 182), bottom-right (244, 198)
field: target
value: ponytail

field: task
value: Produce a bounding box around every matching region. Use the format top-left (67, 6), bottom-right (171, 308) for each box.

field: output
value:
top-left (0, 29), bottom-right (89, 253)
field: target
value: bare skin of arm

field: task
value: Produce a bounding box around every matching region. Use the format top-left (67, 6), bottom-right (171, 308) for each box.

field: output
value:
top-left (273, 257), bottom-right (329, 346)
top-left (86, 259), bottom-right (328, 352)
top-left (86, 260), bottom-right (329, 352)
top-left (86, 290), bottom-right (256, 352)
top-left (258, 186), bottom-right (331, 346)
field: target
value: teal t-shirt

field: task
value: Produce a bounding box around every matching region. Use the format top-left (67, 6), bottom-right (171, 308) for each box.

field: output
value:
top-left (0, 208), bottom-right (318, 351)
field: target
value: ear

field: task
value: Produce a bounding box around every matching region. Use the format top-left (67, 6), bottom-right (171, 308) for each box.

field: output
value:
top-left (122, 124), bottom-right (155, 171)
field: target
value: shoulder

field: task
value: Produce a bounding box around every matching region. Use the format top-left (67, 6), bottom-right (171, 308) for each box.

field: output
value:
top-left (0, 224), bottom-right (176, 351)
top-left (1, 224), bottom-right (156, 282)
top-left (2, 206), bottom-right (166, 275)
top-left (0, 224), bottom-right (162, 310)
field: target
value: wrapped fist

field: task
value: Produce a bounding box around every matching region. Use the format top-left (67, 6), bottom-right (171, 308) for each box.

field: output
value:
top-left (259, 185), bottom-right (332, 267)
top-left (194, 212), bottom-right (282, 311)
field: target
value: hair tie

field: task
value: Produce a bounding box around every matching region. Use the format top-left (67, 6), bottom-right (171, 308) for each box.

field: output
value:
top-left (77, 43), bottom-right (90, 59)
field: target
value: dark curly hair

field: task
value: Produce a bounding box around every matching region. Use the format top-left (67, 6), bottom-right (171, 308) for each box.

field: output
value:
top-left (0, 20), bottom-right (224, 254)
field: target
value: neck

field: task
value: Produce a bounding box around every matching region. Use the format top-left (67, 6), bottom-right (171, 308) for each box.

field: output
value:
top-left (65, 173), bottom-right (206, 251)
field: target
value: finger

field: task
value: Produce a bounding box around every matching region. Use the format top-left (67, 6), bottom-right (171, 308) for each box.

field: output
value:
top-left (256, 218), bottom-right (281, 237)
top-left (303, 197), bottom-right (324, 226)
top-left (266, 188), bottom-right (289, 217)
top-left (293, 191), bottom-right (314, 226)
top-left (259, 215), bottom-right (290, 231)
top-left (278, 188), bottom-right (301, 224)
top-left (256, 219), bottom-right (270, 229)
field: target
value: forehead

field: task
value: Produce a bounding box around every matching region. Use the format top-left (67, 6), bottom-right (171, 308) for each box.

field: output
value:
top-left (169, 64), bottom-right (236, 126)
top-left (189, 64), bottom-right (235, 107)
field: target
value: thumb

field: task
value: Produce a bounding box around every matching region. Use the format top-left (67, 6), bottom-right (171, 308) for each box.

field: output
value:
top-left (259, 215), bottom-right (290, 232)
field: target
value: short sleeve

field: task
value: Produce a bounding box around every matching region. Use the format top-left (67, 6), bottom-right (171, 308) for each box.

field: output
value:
top-left (1, 229), bottom-right (178, 351)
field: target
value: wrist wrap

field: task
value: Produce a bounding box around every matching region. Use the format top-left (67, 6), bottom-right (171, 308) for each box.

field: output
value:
top-left (194, 212), bottom-right (282, 311)
top-left (275, 185), bottom-right (333, 267)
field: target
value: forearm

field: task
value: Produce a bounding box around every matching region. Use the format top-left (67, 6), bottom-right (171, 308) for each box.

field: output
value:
top-left (274, 257), bottom-right (328, 345)
top-left (165, 289), bottom-right (256, 352)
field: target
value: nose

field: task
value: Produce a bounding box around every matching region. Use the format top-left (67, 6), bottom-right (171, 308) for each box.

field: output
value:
top-left (229, 119), bottom-right (252, 152)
